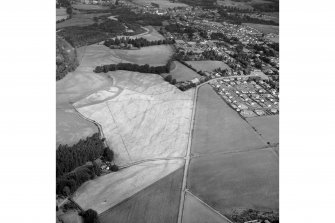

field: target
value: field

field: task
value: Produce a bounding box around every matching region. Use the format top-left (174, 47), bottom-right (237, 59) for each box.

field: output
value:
top-left (74, 70), bottom-right (194, 165)
top-left (243, 23), bottom-right (279, 34)
top-left (57, 210), bottom-right (83, 223)
top-left (187, 148), bottom-right (279, 219)
top-left (246, 115), bottom-right (279, 144)
top-left (116, 26), bottom-right (166, 41)
top-left (182, 192), bottom-right (230, 223)
top-left (167, 61), bottom-right (200, 82)
top-left (72, 3), bottom-right (110, 11)
top-left (56, 8), bottom-right (68, 21)
top-left (191, 84), bottom-right (266, 155)
top-left (185, 60), bottom-right (231, 72)
top-left (56, 12), bottom-right (110, 29)
top-left (56, 109), bottom-right (98, 146)
top-left (79, 44), bottom-right (173, 67)
top-left (130, 0), bottom-right (189, 9)
top-left (99, 167), bottom-right (184, 223)
top-left (217, 0), bottom-right (278, 11)
top-left (73, 159), bottom-right (184, 214)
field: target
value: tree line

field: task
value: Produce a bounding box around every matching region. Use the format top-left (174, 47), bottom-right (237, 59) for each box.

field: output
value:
top-left (104, 37), bottom-right (175, 48)
top-left (94, 63), bottom-right (170, 75)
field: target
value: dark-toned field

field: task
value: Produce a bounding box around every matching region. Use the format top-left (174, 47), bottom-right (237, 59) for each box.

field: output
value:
top-left (246, 115), bottom-right (279, 144)
top-left (99, 167), bottom-right (184, 223)
top-left (182, 192), bottom-right (230, 223)
top-left (191, 84), bottom-right (266, 155)
top-left (187, 148), bottom-right (279, 219)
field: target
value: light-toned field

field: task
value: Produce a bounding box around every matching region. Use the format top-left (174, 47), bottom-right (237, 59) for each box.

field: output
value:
top-left (56, 8), bottom-right (68, 21)
top-left (99, 167), bottom-right (183, 223)
top-left (167, 61), bottom-right (200, 82)
top-left (73, 159), bottom-right (184, 214)
top-left (74, 70), bottom-right (194, 165)
top-left (130, 0), bottom-right (189, 8)
top-left (185, 60), bottom-right (231, 73)
top-left (244, 23), bottom-right (279, 35)
top-left (191, 84), bottom-right (266, 155)
top-left (246, 115), bottom-right (279, 144)
top-left (80, 44), bottom-right (173, 67)
top-left (182, 192), bottom-right (230, 223)
top-left (188, 148), bottom-right (279, 218)
top-left (56, 109), bottom-right (98, 146)
top-left (56, 12), bottom-right (110, 29)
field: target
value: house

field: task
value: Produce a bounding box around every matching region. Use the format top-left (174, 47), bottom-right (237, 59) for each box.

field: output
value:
top-left (191, 78), bottom-right (200, 84)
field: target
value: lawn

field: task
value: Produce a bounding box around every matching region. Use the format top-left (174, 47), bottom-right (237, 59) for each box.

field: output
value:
top-left (73, 159), bottom-right (184, 214)
top-left (191, 84), bottom-right (266, 155)
top-left (243, 23), bottom-right (279, 35)
top-left (99, 167), bottom-right (184, 223)
top-left (56, 109), bottom-right (98, 147)
top-left (246, 115), bottom-right (279, 145)
top-left (187, 148), bottom-right (279, 219)
top-left (74, 70), bottom-right (194, 166)
top-left (185, 60), bottom-right (231, 72)
top-left (167, 61), bottom-right (200, 82)
top-left (182, 192), bottom-right (230, 223)
top-left (56, 12), bottom-right (111, 29)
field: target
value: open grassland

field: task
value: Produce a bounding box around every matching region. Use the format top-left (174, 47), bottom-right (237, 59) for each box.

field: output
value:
top-left (185, 60), bottom-right (231, 72)
top-left (167, 61), bottom-right (200, 82)
top-left (243, 23), bottom-right (279, 34)
top-left (188, 148), bottom-right (279, 219)
top-left (182, 192), bottom-right (230, 223)
top-left (56, 109), bottom-right (98, 146)
top-left (56, 12), bottom-right (110, 29)
top-left (130, 0), bottom-right (189, 8)
top-left (99, 167), bottom-right (183, 223)
top-left (56, 8), bottom-right (68, 21)
top-left (79, 44), bottom-right (173, 67)
top-left (73, 159), bottom-right (184, 214)
top-left (191, 84), bottom-right (266, 155)
top-left (246, 115), bottom-right (279, 144)
top-left (74, 71), bottom-right (194, 165)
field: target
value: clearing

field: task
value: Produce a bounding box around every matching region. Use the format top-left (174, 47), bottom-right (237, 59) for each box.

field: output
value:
top-left (73, 159), bottom-right (184, 214)
top-left (185, 60), bottom-right (231, 73)
top-left (191, 84), bottom-right (266, 155)
top-left (167, 61), bottom-right (200, 82)
top-left (99, 167), bottom-right (184, 223)
top-left (187, 148), bottom-right (279, 219)
top-left (74, 70), bottom-right (194, 166)
top-left (246, 115), bottom-right (279, 145)
top-left (56, 109), bottom-right (98, 147)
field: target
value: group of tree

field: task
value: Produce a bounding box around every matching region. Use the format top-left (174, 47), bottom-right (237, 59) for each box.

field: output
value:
top-left (210, 32), bottom-right (240, 45)
top-left (231, 208), bottom-right (279, 223)
top-left (249, 44), bottom-right (276, 57)
top-left (56, 37), bottom-right (79, 80)
top-left (163, 74), bottom-right (177, 85)
top-left (219, 5), bottom-right (253, 13)
top-left (94, 63), bottom-right (170, 75)
top-left (104, 37), bottom-right (175, 48)
top-left (80, 209), bottom-right (100, 223)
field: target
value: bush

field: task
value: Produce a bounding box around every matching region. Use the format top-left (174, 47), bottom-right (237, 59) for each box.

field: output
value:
top-left (103, 147), bottom-right (114, 162)
top-left (110, 164), bottom-right (119, 172)
top-left (80, 209), bottom-right (100, 223)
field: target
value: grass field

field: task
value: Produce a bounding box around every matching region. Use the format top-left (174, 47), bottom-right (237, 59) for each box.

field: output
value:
top-left (74, 71), bottom-right (194, 165)
top-left (185, 60), bottom-right (231, 72)
top-left (72, 3), bottom-right (110, 11)
top-left (246, 115), bottom-right (279, 144)
top-left (244, 23), bottom-right (279, 34)
top-left (130, 0), bottom-right (189, 8)
top-left (79, 44), bottom-right (174, 67)
top-left (56, 12), bottom-right (110, 29)
top-left (187, 148), bottom-right (279, 219)
top-left (117, 26), bottom-right (166, 41)
top-left (182, 192), bottom-right (230, 223)
top-left (167, 61), bottom-right (200, 82)
top-left (56, 8), bottom-right (68, 21)
top-left (99, 167), bottom-right (184, 223)
top-left (73, 159), bottom-right (184, 214)
top-left (56, 109), bottom-right (98, 146)
top-left (191, 84), bottom-right (266, 155)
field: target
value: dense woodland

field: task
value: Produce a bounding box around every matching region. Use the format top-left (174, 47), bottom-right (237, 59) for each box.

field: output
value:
top-left (56, 133), bottom-right (115, 195)
top-left (94, 62), bottom-right (171, 74)
top-left (104, 37), bottom-right (175, 48)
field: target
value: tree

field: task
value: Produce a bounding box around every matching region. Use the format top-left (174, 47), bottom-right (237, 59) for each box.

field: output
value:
top-left (171, 79), bottom-right (177, 85)
top-left (164, 75), bottom-right (172, 83)
top-left (103, 147), bottom-right (114, 162)
top-left (110, 164), bottom-right (119, 172)
top-left (80, 209), bottom-right (100, 223)
top-left (66, 7), bottom-right (72, 16)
